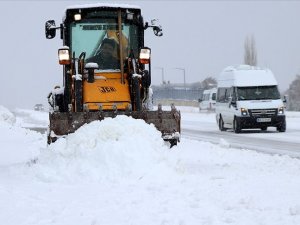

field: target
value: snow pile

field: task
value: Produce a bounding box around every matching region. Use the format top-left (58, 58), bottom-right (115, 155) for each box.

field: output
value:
top-left (32, 116), bottom-right (175, 183)
top-left (0, 105), bottom-right (16, 125)
top-left (0, 105), bottom-right (44, 166)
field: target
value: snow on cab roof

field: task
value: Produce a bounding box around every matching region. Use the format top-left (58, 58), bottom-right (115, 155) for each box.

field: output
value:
top-left (63, 3), bottom-right (141, 21)
top-left (66, 3), bottom-right (141, 11)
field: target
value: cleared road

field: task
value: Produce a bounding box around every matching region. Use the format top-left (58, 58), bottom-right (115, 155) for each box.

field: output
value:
top-left (182, 111), bottom-right (300, 158)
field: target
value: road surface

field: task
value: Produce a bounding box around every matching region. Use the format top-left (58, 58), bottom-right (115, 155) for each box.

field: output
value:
top-left (182, 111), bottom-right (300, 158)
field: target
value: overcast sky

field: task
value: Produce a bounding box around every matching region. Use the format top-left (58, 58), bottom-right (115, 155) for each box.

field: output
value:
top-left (1, 0), bottom-right (300, 109)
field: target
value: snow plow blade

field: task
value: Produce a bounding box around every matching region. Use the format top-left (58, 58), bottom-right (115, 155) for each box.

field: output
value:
top-left (48, 105), bottom-right (181, 147)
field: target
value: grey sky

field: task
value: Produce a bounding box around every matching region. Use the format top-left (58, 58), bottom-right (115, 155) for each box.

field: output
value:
top-left (1, 1), bottom-right (300, 109)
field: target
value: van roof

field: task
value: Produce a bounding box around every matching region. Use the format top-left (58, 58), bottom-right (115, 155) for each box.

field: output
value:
top-left (203, 88), bottom-right (217, 94)
top-left (218, 65), bottom-right (278, 87)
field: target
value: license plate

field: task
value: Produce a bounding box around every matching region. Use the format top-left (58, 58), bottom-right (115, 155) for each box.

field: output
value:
top-left (257, 118), bottom-right (271, 122)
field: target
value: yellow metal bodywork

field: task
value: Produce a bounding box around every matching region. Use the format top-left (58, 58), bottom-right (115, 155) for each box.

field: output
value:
top-left (83, 72), bottom-right (131, 111)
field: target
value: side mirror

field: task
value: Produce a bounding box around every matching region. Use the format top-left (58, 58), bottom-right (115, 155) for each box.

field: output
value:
top-left (198, 98), bottom-right (202, 103)
top-left (145, 19), bottom-right (163, 37)
top-left (283, 95), bottom-right (288, 103)
top-left (153, 25), bottom-right (163, 37)
top-left (228, 97), bottom-right (236, 107)
top-left (231, 100), bottom-right (237, 107)
top-left (45, 20), bottom-right (56, 39)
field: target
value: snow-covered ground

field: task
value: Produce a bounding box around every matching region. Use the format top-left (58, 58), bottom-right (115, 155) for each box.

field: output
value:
top-left (1, 105), bottom-right (300, 225)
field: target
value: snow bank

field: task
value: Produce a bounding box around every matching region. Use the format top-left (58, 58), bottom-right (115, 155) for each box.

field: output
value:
top-left (14, 108), bottom-right (48, 128)
top-left (0, 105), bottom-right (16, 125)
top-left (0, 106), bottom-right (44, 166)
top-left (31, 116), bottom-right (176, 183)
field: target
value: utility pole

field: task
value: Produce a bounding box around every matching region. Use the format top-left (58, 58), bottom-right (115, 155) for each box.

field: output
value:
top-left (155, 67), bottom-right (165, 84)
top-left (174, 67), bottom-right (186, 89)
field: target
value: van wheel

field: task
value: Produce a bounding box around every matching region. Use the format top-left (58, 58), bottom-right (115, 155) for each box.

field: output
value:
top-left (233, 117), bottom-right (241, 133)
top-left (277, 120), bottom-right (286, 132)
top-left (219, 117), bottom-right (227, 131)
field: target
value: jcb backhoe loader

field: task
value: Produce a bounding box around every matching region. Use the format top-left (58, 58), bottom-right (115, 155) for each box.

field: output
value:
top-left (45, 3), bottom-right (180, 147)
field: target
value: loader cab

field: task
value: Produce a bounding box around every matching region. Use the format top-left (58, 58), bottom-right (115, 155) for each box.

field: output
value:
top-left (45, 4), bottom-right (163, 112)
top-left (63, 7), bottom-right (144, 70)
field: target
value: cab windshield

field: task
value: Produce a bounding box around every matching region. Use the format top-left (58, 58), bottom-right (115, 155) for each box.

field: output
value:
top-left (236, 86), bottom-right (280, 101)
top-left (70, 18), bottom-right (139, 70)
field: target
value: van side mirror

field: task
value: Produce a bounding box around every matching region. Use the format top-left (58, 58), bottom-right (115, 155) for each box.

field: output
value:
top-left (45, 20), bottom-right (56, 39)
top-left (283, 95), bottom-right (288, 103)
top-left (228, 97), bottom-right (237, 107)
top-left (231, 100), bottom-right (237, 107)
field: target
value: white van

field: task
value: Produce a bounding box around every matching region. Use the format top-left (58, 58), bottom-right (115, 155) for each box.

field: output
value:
top-left (199, 88), bottom-right (217, 111)
top-left (215, 65), bottom-right (286, 133)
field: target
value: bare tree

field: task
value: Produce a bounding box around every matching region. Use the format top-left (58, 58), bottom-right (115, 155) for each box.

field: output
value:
top-left (286, 75), bottom-right (300, 111)
top-left (244, 35), bottom-right (257, 66)
top-left (201, 77), bottom-right (217, 89)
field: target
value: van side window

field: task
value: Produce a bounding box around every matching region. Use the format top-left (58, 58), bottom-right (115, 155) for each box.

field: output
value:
top-left (231, 87), bottom-right (237, 102)
top-left (212, 93), bottom-right (216, 101)
top-left (217, 88), bottom-right (226, 102)
top-left (224, 88), bottom-right (229, 102)
top-left (217, 87), bottom-right (231, 102)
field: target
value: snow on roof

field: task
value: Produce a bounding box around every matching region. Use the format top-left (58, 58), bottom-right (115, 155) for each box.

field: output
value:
top-left (66, 3), bottom-right (141, 11)
top-left (203, 87), bottom-right (217, 94)
top-left (63, 3), bottom-right (141, 22)
top-left (218, 65), bottom-right (278, 87)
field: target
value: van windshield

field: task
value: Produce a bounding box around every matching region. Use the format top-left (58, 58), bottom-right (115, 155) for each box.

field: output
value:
top-left (236, 86), bottom-right (280, 101)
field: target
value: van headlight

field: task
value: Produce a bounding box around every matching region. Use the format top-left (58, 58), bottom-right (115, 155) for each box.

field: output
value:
top-left (241, 108), bottom-right (248, 116)
top-left (278, 107), bottom-right (284, 115)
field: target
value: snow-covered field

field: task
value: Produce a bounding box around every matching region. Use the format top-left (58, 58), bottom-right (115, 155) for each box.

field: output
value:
top-left (1, 105), bottom-right (300, 225)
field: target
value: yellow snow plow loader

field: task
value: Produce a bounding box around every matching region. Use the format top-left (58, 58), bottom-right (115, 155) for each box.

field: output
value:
top-left (45, 3), bottom-right (181, 147)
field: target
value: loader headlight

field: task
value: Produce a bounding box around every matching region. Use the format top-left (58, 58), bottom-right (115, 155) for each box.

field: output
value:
top-left (241, 108), bottom-right (248, 116)
top-left (139, 48), bottom-right (151, 64)
top-left (278, 107), bottom-right (284, 115)
top-left (58, 46), bottom-right (71, 65)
